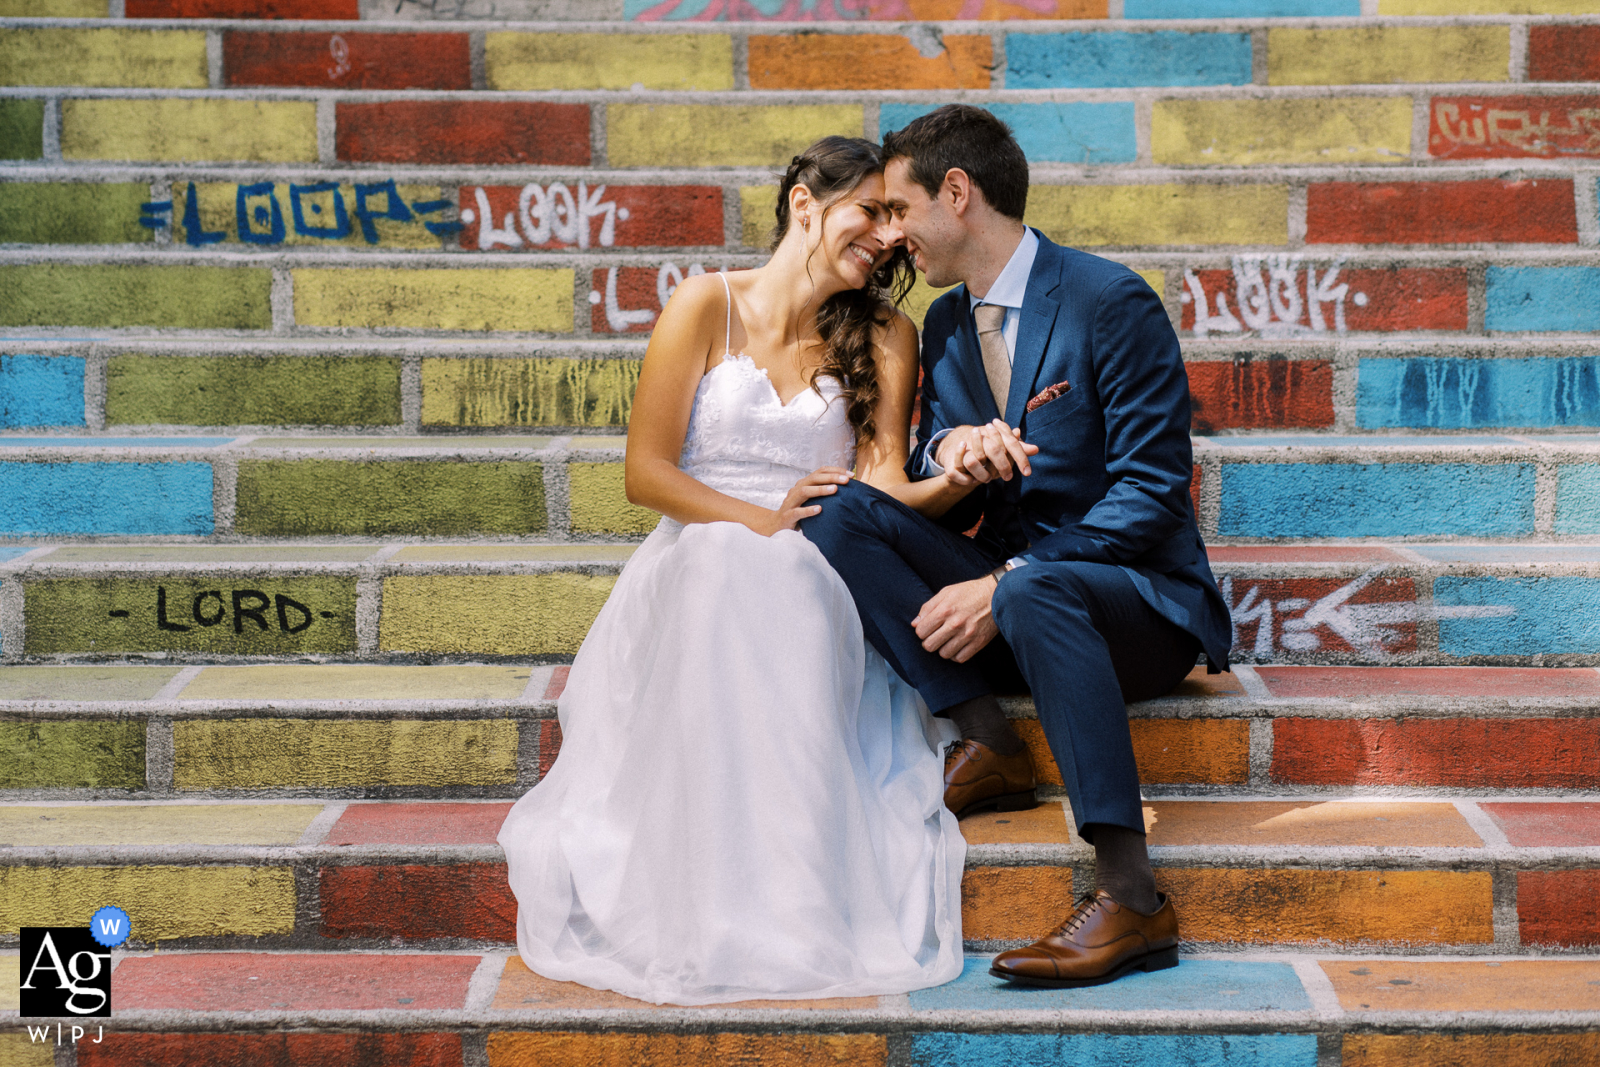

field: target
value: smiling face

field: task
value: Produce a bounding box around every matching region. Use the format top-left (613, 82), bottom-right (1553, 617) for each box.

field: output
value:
top-left (794, 172), bottom-right (898, 293)
top-left (882, 157), bottom-right (967, 289)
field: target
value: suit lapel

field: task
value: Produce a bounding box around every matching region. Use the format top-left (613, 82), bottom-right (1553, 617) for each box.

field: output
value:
top-left (950, 284), bottom-right (1001, 422)
top-left (1004, 234), bottom-right (1063, 428)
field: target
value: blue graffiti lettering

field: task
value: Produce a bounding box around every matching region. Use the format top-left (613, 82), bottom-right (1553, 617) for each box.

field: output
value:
top-left (353, 180), bottom-right (414, 245)
top-left (289, 181), bottom-right (351, 240)
top-left (235, 181), bottom-right (286, 245)
top-left (181, 182), bottom-right (225, 247)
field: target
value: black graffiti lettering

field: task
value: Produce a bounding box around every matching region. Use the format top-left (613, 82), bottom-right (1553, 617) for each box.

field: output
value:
top-left (232, 590), bottom-right (271, 634)
top-left (192, 591), bottom-right (225, 627)
top-left (156, 586), bottom-right (192, 633)
top-left (275, 595), bottom-right (313, 634)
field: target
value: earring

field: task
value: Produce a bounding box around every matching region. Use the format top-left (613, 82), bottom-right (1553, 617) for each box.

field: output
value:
top-left (801, 214), bottom-right (810, 232)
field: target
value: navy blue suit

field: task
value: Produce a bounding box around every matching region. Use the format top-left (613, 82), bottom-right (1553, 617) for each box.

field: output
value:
top-left (803, 231), bottom-right (1232, 837)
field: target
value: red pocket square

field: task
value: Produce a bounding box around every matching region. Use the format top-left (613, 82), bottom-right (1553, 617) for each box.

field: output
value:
top-left (1026, 380), bottom-right (1071, 413)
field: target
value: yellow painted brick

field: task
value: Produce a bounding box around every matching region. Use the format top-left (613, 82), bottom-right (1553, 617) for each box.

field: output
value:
top-left (1382, 0), bottom-right (1596, 11)
top-left (293, 268), bottom-right (574, 332)
top-left (569, 462), bottom-right (660, 535)
top-left (902, 275), bottom-right (958, 329)
top-left (486, 32), bottom-right (733, 91)
top-left (381, 574), bottom-right (616, 655)
top-left (0, 956), bottom-right (16, 1013)
top-left (0, 1033), bottom-right (52, 1067)
top-left (173, 719), bottom-right (518, 788)
top-left (421, 357), bottom-right (641, 428)
top-left (1152, 98), bottom-right (1412, 166)
top-left (488, 1033), bottom-right (886, 1067)
top-left (176, 181), bottom-right (444, 248)
top-left (961, 866), bottom-right (1076, 940)
top-left (740, 185), bottom-right (779, 248)
top-left (610, 105), bottom-right (864, 169)
top-left (0, 804), bottom-right (321, 846)
top-left (0, 865), bottom-right (294, 940)
top-left (0, 29), bottom-right (207, 89)
top-left (1268, 27), bottom-right (1510, 84)
top-left (0, 0), bottom-right (104, 13)
top-left (1344, 1033), bottom-right (1600, 1067)
top-left (1028, 184), bottom-right (1289, 247)
top-left (61, 98), bottom-right (317, 163)
top-left (181, 664), bottom-right (531, 702)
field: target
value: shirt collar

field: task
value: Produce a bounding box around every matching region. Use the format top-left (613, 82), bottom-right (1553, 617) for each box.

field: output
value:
top-left (968, 227), bottom-right (1038, 313)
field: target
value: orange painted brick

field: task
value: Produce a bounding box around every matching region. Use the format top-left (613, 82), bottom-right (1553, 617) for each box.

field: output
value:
top-left (1322, 958), bottom-right (1600, 1012)
top-left (1157, 868), bottom-right (1493, 944)
top-left (960, 803), bottom-right (1075, 846)
top-left (1344, 1033), bottom-right (1600, 1067)
top-left (1272, 717), bottom-right (1599, 788)
top-left (1169, 665), bottom-right (1246, 697)
top-left (1517, 870), bottom-right (1600, 946)
top-left (1016, 716), bottom-right (1247, 786)
top-left (81, 1033), bottom-right (460, 1067)
top-left (491, 956), bottom-right (878, 1011)
top-left (961, 865), bottom-right (1076, 940)
top-left (1144, 801), bottom-right (1482, 848)
top-left (748, 34), bottom-right (991, 90)
top-left (486, 1032), bottom-right (886, 1067)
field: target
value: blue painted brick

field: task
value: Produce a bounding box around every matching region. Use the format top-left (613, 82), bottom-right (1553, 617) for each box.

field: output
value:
top-left (0, 547), bottom-right (33, 563)
top-left (1126, 0), bottom-right (1356, 14)
top-left (0, 437), bottom-right (233, 448)
top-left (0, 462), bottom-right (214, 536)
top-left (911, 1033), bottom-right (1318, 1067)
top-left (1006, 32), bottom-right (1252, 88)
top-left (1436, 576), bottom-right (1600, 656)
top-left (1218, 463), bottom-right (1534, 538)
top-left (1556, 465), bottom-right (1600, 534)
top-left (1486, 267), bottom-right (1600, 333)
top-left (910, 957), bottom-right (1311, 1012)
top-left (1357, 357), bottom-right (1600, 429)
top-left (0, 355), bottom-right (84, 429)
top-left (881, 102), bottom-right (1135, 165)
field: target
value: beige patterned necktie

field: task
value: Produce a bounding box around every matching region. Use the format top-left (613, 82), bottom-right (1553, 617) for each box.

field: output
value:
top-left (974, 303), bottom-right (1010, 413)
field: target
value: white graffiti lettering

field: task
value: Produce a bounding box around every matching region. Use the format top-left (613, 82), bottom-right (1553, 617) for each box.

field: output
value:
top-left (463, 182), bottom-right (619, 250)
top-left (1184, 256), bottom-right (1364, 339)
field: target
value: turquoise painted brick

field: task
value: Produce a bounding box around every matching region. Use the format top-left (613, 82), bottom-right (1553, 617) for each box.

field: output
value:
top-left (0, 354), bottom-right (85, 428)
top-left (1556, 466), bottom-right (1600, 534)
top-left (882, 102), bottom-right (1135, 165)
top-left (1486, 267), bottom-right (1600, 333)
top-left (1437, 576), bottom-right (1600, 656)
top-left (911, 957), bottom-right (1311, 1011)
top-left (1357, 358), bottom-right (1600, 429)
top-left (911, 1033), bottom-right (1318, 1067)
top-left (1128, 0), bottom-right (1356, 13)
top-left (1006, 32), bottom-right (1252, 88)
top-left (0, 462), bottom-right (214, 536)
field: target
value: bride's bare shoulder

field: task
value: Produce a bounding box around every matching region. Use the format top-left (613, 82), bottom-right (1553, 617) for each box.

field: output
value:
top-left (874, 308), bottom-right (919, 365)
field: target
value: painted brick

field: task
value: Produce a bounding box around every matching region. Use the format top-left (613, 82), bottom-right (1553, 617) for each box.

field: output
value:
top-left (1128, 0), bottom-right (1356, 13)
top-left (326, 802), bottom-right (513, 845)
top-left (1272, 718), bottom-right (1600, 788)
top-left (1257, 665), bottom-right (1600, 699)
top-left (1486, 266), bottom-right (1600, 332)
top-left (488, 1033), bottom-right (885, 1067)
top-left (1147, 800), bottom-right (1481, 848)
top-left (1307, 180), bottom-right (1577, 244)
top-left (0, 804), bottom-right (318, 847)
top-left (1220, 463), bottom-right (1533, 538)
top-left (0, 98), bottom-right (44, 159)
top-left (917, 957), bottom-right (1312, 1014)
top-left (381, 574), bottom-right (617, 655)
top-left (0, 354), bottom-right (84, 428)
top-left (1359, 357), bottom-right (1600, 429)
top-left (0, 1034), bottom-right (51, 1067)
top-left (1483, 802), bottom-right (1600, 846)
top-left (624, 0), bottom-right (1101, 14)
top-left (1222, 575), bottom-right (1419, 658)
top-left (459, 184), bottom-right (723, 251)
top-left (608, 104), bottom-right (864, 168)
top-left (0, 462), bottom-right (213, 537)
top-left (1187, 359), bottom-right (1333, 432)
top-left (0, 29), bottom-right (207, 88)
top-left (336, 102), bottom-right (589, 166)
top-left (1153, 98), bottom-right (1412, 166)
top-left (0, 721), bottom-right (144, 789)
top-left (1209, 546), bottom-right (1411, 563)
top-left (961, 865), bottom-right (1076, 940)
top-left (1028, 184), bottom-right (1288, 246)
top-left (321, 862), bottom-right (515, 941)
top-left (1435, 575), bottom-right (1600, 654)
top-left (545, 665), bottom-right (570, 699)
top-left (1017, 717), bottom-right (1248, 785)
top-left (292, 268), bottom-right (574, 332)
top-left (903, 276), bottom-right (959, 330)
top-left (175, 179), bottom-right (447, 249)
top-left (422, 358), bottom-right (640, 428)
top-left (488, 32), bottom-right (731, 90)
top-left (1158, 868), bottom-right (1494, 944)
top-left (185, 664), bottom-right (530, 702)
top-left (1343, 1033), bottom-right (1600, 1067)
top-left (569, 462), bottom-right (660, 535)
top-left (235, 459), bottom-right (545, 537)
top-left (538, 719), bottom-right (563, 779)
top-left (1518, 870), bottom-right (1600, 945)
top-left (491, 955), bottom-right (875, 1010)
top-left (1182, 266), bottom-right (1468, 336)
top-left (749, 34), bottom-right (990, 90)
top-left (174, 719), bottom-right (518, 788)
top-left (1382, 0), bottom-right (1597, 13)
top-left (112, 953), bottom-right (477, 1011)
top-left (1268, 27), bottom-right (1509, 85)
top-left (0, 866), bottom-right (294, 940)
top-left (1430, 95), bottom-right (1600, 159)
top-left (127, 0), bottom-right (356, 14)
top-left (0, 664), bottom-right (182, 701)
top-left (107, 355), bottom-right (401, 428)
top-left (882, 102), bottom-right (1135, 164)
top-left (592, 265), bottom-right (728, 333)
top-left (26, 577), bottom-right (356, 654)
top-left (225, 31), bottom-right (469, 90)
top-left (0, 182), bottom-right (150, 245)
top-left (1328, 959), bottom-right (1600, 1013)
top-left (61, 99), bottom-right (317, 163)
top-left (912, 1034), bottom-right (1316, 1067)
top-left (1529, 25), bottom-right (1600, 81)
top-left (1007, 31), bottom-right (1250, 88)
top-left (1558, 465), bottom-right (1600, 533)
top-left (82, 1034), bottom-right (461, 1067)
top-left (2, 264), bottom-right (270, 329)
top-left (0, 0), bottom-right (106, 13)
top-left (960, 805), bottom-right (1073, 846)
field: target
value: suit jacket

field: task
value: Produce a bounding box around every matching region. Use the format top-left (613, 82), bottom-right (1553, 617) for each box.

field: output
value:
top-left (910, 230), bottom-right (1233, 670)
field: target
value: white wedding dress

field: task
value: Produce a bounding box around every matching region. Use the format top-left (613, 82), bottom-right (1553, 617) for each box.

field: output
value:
top-left (498, 278), bottom-right (966, 1006)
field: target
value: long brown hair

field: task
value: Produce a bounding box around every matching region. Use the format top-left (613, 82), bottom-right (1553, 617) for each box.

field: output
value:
top-left (772, 136), bottom-right (914, 442)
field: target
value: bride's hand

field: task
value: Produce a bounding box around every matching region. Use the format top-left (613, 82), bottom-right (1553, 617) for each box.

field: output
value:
top-left (762, 467), bottom-right (851, 535)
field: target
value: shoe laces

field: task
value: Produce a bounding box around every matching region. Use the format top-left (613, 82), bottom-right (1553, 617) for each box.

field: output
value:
top-left (945, 738), bottom-right (983, 765)
top-left (1052, 894), bottom-right (1103, 938)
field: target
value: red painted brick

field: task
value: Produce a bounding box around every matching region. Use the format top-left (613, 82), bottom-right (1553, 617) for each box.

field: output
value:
top-left (591, 265), bottom-right (711, 333)
top-left (1190, 463), bottom-right (1200, 520)
top-left (336, 102), bottom-right (590, 167)
top-left (320, 863), bottom-right (516, 941)
top-left (1483, 802), bottom-right (1600, 847)
top-left (1517, 870), bottom-right (1600, 947)
top-left (128, 0), bottom-right (354, 16)
top-left (1308, 180), bottom-right (1577, 244)
top-left (113, 952), bottom-right (479, 1010)
top-left (1529, 27), bottom-right (1600, 82)
top-left (539, 719), bottom-right (563, 779)
top-left (224, 31), bottom-right (470, 90)
top-left (1181, 267), bottom-right (1468, 334)
top-left (1431, 95), bottom-right (1600, 159)
top-left (1224, 576), bottom-right (1419, 659)
top-left (1258, 666), bottom-right (1600, 700)
top-left (82, 1033), bottom-right (461, 1067)
top-left (324, 801), bottom-right (513, 846)
top-left (1207, 546), bottom-right (1412, 563)
top-left (460, 184), bottom-right (723, 251)
top-left (544, 665), bottom-right (570, 700)
top-left (1272, 718), bottom-right (1600, 788)
top-left (1187, 359), bottom-right (1333, 432)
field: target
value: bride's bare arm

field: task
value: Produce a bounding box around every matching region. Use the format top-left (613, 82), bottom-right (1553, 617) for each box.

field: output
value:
top-left (625, 274), bottom-right (847, 536)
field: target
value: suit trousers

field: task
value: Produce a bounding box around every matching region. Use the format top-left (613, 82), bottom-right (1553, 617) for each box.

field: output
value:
top-left (801, 478), bottom-right (1200, 836)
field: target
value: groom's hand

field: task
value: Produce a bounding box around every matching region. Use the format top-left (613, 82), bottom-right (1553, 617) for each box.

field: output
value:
top-left (937, 420), bottom-right (1039, 485)
top-left (913, 576), bottom-right (1000, 662)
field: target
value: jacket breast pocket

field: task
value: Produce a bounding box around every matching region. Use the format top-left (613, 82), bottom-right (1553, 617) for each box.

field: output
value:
top-left (1023, 388), bottom-right (1083, 434)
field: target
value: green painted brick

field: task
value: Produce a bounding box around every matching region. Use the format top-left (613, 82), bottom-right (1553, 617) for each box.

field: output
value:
top-left (0, 264), bottom-right (271, 329)
top-left (421, 357), bottom-right (641, 428)
top-left (0, 98), bottom-right (44, 159)
top-left (25, 577), bottom-right (357, 655)
top-left (569, 461), bottom-right (659, 535)
top-left (235, 460), bottom-right (547, 537)
top-left (0, 721), bottom-right (145, 789)
top-left (0, 183), bottom-right (152, 245)
top-left (107, 356), bottom-right (402, 428)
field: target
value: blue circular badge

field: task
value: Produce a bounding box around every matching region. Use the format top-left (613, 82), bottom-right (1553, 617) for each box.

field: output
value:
top-left (90, 905), bottom-right (132, 948)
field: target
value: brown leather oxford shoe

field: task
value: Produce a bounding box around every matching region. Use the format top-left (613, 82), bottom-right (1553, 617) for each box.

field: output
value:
top-left (989, 891), bottom-right (1180, 988)
top-left (943, 739), bottom-right (1037, 819)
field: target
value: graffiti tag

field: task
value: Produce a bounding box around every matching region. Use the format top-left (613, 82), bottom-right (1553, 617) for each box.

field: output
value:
top-left (589, 261), bottom-right (733, 333)
top-left (1431, 97), bottom-right (1600, 160)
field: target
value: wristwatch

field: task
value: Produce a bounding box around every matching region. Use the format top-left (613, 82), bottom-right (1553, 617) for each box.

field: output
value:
top-left (988, 557), bottom-right (1028, 582)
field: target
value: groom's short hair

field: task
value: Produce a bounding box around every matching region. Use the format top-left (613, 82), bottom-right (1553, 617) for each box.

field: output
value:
top-left (881, 105), bottom-right (1028, 221)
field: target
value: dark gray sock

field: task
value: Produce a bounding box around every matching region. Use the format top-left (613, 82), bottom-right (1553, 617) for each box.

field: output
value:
top-left (938, 695), bottom-right (1025, 756)
top-left (1089, 823), bottom-right (1161, 915)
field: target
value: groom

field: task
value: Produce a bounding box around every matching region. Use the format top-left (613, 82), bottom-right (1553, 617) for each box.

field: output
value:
top-left (802, 105), bottom-right (1232, 988)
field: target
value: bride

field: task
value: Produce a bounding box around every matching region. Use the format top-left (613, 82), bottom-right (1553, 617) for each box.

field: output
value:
top-left (499, 136), bottom-right (983, 1005)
